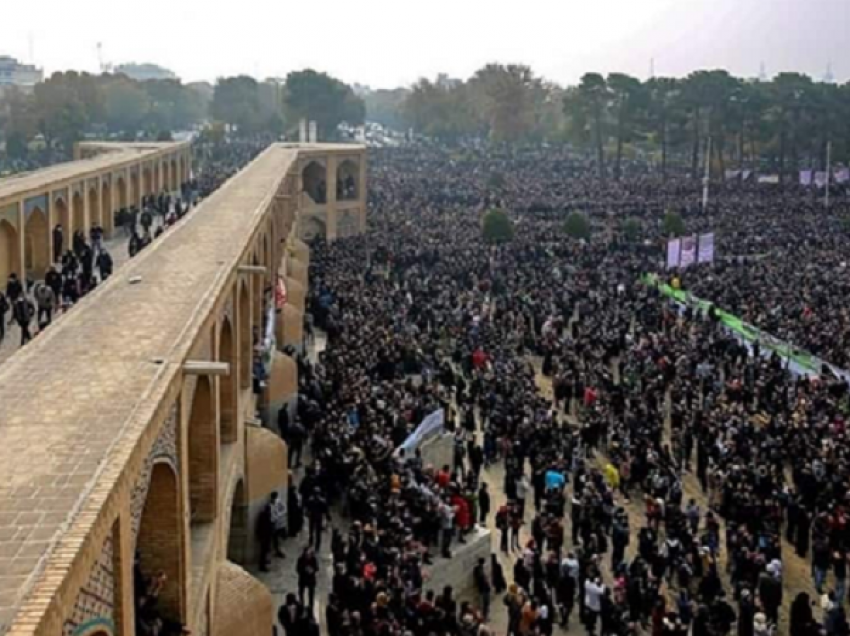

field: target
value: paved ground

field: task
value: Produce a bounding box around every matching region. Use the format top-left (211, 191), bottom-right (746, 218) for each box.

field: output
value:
top-left (0, 223), bottom-right (155, 365)
top-left (255, 325), bottom-right (827, 636)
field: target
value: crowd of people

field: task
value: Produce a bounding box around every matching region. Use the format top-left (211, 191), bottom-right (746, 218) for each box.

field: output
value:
top-left (0, 137), bottom-right (270, 353)
top-left (268, 143), bottom-right (850, 636)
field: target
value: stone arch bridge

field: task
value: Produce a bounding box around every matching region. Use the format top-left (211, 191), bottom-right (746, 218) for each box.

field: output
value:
top-left (0, 141), bottom-right (192, 286)
top-left (0, 142), bottom-right (367, 636)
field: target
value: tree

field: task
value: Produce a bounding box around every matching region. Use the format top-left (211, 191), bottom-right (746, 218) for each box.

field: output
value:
top-left (283, 70), bottom-right (364, 141)
top-left (607, 73), bottom-right (645, 180)
top-left (103, 77), bottom-right (150, 134)
top-left (646, 77), bottom-right (681, 179)
top-left (211, 76), bottom-right (262, 133)
top-left (403, 77), bottom-right (477, 140)
top-left (468, 64), bottom-right (540, 142)
top-left (566, 74), bottom-right (610, 178)
top-left (663, 210), bottom-right (686, 237)
top-left (482, 209), bottom-right (514, 243)
top-left (564, 212), bottom-right (591, 240)
top-left (364, 88), bottom-right (409, 129)
top-left (0, 88), bottom-right (37, 158)
top-left (622, 218), bottom-right (642, 242)
top-left (33, 71), bottom-right (103, 152)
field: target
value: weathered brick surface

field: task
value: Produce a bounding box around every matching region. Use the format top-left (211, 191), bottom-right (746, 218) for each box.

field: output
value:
top-left (0, 143), bottom-right (365, 636)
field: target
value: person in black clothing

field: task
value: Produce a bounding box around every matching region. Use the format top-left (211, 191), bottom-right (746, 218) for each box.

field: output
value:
top-left (0, 291), bottom-right (7, 342)
top-left (296, 547), bottom-right (319, 613)
top-left (61, 250), bottom-right (78, 279)
top-left (6, 273), bottom-right (23, 308)
top-left (13, 296), bottom-right (34, 346)
top-left (45, 266), bottom-right (62, 300)
top-left (473, 557), bottom-right (491, 619)
top-left (52, 224), bottom-right (63, 263)
top-left (96, 249), bottom-right (114, 280)
top-left (305, 488), bottom-right (330, 552)
top-left (278, 593), bottom-right (303, 636)
top-left (256, 500), bottom-right (274, 572)
top-left (478, 482), bottom-right (490, 525)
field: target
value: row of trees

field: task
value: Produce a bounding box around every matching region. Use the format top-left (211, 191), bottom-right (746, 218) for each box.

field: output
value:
top-left (0, 68), bottom-right (365, 162)
top-left (0, 72), bottom-right (208, 158)
top-left (210, 70), bottom-right (364, 140)
top-left (370, 65), bottom-right (850, 180)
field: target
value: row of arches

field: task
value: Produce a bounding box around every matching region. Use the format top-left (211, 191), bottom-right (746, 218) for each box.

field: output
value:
top-left (302, 158), bottom-right (360, 205)
top-left (133, 235), bottom-right (273, 628)
top-left (0, 153), bottom-right (189, 284)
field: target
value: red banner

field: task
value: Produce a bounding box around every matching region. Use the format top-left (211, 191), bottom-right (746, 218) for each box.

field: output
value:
top-left (275, 276), bottom-right (287, 309)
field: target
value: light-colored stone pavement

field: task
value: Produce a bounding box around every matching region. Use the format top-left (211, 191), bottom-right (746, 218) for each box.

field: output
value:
top-left (0, 145), bottom-right (299, 634)
top-left (0, 223), bottom-right (152, 365)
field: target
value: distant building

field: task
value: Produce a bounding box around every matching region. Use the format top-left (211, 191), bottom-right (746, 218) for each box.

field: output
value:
top-left (0, 55), bottom-right (43, 89)
top-left (114, 62), bottom-right (177, 82)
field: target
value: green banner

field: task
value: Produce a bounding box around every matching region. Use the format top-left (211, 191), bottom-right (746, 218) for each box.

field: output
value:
top-left (643, 274), bottom-right (820, 374)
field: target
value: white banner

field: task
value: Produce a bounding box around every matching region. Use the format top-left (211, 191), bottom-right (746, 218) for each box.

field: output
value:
top-left (697, 232), bottom-right (715, 264)
top-left (397, 409), bottom-right (445, 455)
top-left (741, 170), bottom-right (752, 181)
top-left (800, 170), bottom-right (813, 186)
top-left (725, 170), bottom-right (740, 181)
top-left (758, 174), bottom-right (779, 184)
top-left (680, 235), bottom-right (697, 269)
top-left (836, 169), bottom-right (850, 184)
top-left (667, 238), bottom-right (681, 270)
top-left (815, 171), bottom-right (828, 188)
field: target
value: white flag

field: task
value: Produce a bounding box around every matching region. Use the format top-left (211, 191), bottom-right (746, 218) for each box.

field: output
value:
top-left (667, 238), bottom-right (681, 270)
top-left (680, 235), bottom-right (697, 269)
top-left (697, 232), bottom-right (715, 264)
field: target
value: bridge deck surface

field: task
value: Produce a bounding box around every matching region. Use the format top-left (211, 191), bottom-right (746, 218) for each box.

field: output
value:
top-left (0, 143), bottom-right (182, 205)
top-left (0, 144), bottom-right (296, 634)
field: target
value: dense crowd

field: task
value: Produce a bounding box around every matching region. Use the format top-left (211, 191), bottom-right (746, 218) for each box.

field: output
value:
top-left (269, 144), bottom-right (850, 636)
top-left (0, 137), bottom-right (268, 352)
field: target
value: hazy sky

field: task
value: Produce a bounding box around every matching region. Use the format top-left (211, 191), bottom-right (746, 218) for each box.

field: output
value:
top-left (2, 0), bottom-right (847, 88)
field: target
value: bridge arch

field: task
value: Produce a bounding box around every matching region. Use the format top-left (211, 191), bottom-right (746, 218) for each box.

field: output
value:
top-left (24, 208), bottom-right (49, 277)
top-left (188, 376), bottom-right (218, 523)
top-left (302, 161), bottom-right (327, 204)
top-left (101, 181), bottom-right (113, 236)
top-left (238, 283), bottom-right (252, 390)
top-left (130, 173), bottom-right (140, 207)
top-left (137, 461), bottom-right (184, 624)
top-left (72, 191), bottom-right (85, 237)
top-left (89, 185), bottom-right (101, 231)
top-left (337, 159), bottom-right (359, 200)
top-left (116, 176), bottom-right (127, 210)
top-left (143, 167), bottom-right (153, 197)
top-left (0, 220), bottom-right (20, 283)
top-left (226, 479), bottom-right (248, 565)
top-left (219, 316), bottom-right (237, 443)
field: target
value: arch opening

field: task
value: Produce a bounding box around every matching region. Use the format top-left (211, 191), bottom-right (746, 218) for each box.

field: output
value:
top-left (88, 187), bottom-right (101, 231)
top-left (188, 376), bottom-right (218, 524)
top-left (0, 220), bottom-right (20, 284)
top-left (302, 162), bottom-right (327, 204)
top-left (72, 192), bottom-right (85, 238)
top-left (55, 197), bottom-right (70, 257)
top-left (219, 317), bottom-right (237, 443)
top-left (226, 480), bottom-right (248, 566)
top-left (24, 208), bottom-right (49, 277)
top-left (101, 183), bottom-right (113, 237)
top-left (137, 462), bottom-right (183, 624)
top-left (239, 284), bottom-right (252, 390)
top-left (336, 159), bottom-right (360, 200)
